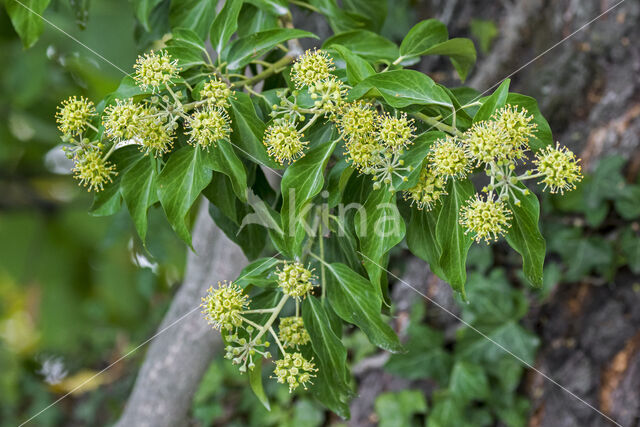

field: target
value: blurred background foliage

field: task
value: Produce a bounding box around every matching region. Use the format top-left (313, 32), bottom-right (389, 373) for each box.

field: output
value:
top-left (2, 0), bottom-right (640, 426)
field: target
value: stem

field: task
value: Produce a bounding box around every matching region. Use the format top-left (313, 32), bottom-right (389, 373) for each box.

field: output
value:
top-left (299, 113), bottom-right (320, 134)
top-left (413, 112), bottom-right (463, 137)
top-left (392, 55), bottom-right (405, 66)
top-left (268, 327), bottom-right (286, 354)
top-left (242, 308), bottom-right (277, 314)
top-left (233, 55), bottom-right (294, 88)
top-left (318, 222), bottom-right (326, 301)
top-left (102, 142), bottom-right (119, 160)
top-left (254, 295), bottom-right (289, 342)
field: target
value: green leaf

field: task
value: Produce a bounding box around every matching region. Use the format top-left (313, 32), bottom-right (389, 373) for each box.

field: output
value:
top-left (614, 185), bottom-right (640, 220)
top-left (323, 30), bottom-right (400, 64)
top-left (470, 19), bottom-right (498, 54)
top-left (473, 79), bottom-right (509, 122)
top-left (349, 70), bottom-right (452, 109)
top-left (342, 0), bottom-right (387, 32)
top-left (583, 155), bottom-right (626, 226)
top-left (237, 3), bottom-right (279, 37)
top-left (406, 205), bottom-right (445, 279)
top-left (436, 179), bottom-right (475, 297)
top-left (132, 0), bottom-right (164, 31)
top-left (326, 157), bottom-right (353, 208)
top-left (456, 321), bottom-right (539, 366)
top-left (331, 44), bottom-right (375, 86)
top-left (5, 0), bottom-right (51, 48)
top-left (394, 131), bottom-right (441, 191)
top-left (169, 0), bottom-right (219, 40)
top-left (207, 143), bottom-right (248, 202)
top-left (234, 257), bottom-right (280, 288)
top-left (303, 296), bottom-right (353, 418)
top-left (399, 19), bottom-right (448, 60)
top-left (448, 361), bottom-right (490, 402)
top-left (375, 390), bottom-right (427, 427)
top-left (244, 0), bottom-right (289, 16)
top-left (165, 31), bottom-right (207, 70)
top-left (210, 0), bottom-right (243, 55)
top-left (505, 187), bottom-right (546, 287)
top-left (419, 38), bottom-right (477, 82)
top-left (121, 156), bottom-right (159, 242)
top-left (281, 138), bottom-right (338, 254)
top-left (620, 227), bottom-right (640, 274)
top-left (226, 29), bottom-right (317, 69)
top-left (324, 263), bottom-right (402, 352)
top-left (228, 93), bottom-right (282, 169)
top-left (355, 190), bottom-right (405, 295)
top-left (89, 146), bottom-right (143, 216)
top-left (249, 358), bottom-right (270, 411)
top-left (157, 146), bottom-right (213, 245)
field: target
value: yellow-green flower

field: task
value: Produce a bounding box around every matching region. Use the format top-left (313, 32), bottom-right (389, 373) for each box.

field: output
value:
top-left (201, 77), bottom-right (233, 109)
top-left (278, 316), bottom-right (310, 349)
top-left (72, 148), bottom-right (116, 192)
top-left (136, 113), bottom-right (175, 156)
top-left (277, 262), bottom-right (315, 299)
top-left (428, 136), bottom-right (470, 180)
top-left (201, 281), bottom-right (249, 331)
top-left (102, 99), bottom-right (146, 141)
top-left (336, 101), bottom-right (378, 143)
top-left (459, 194), bottom-right (512, 243)
top-left (133, 50), bottom-right (180, 92)
top-left (533, 143), bottom-right (582, 194)
top-left (308, 77), bottom-right (346, 114)
top-left (345, 138), bottom-right (383, 171)
top-left (273, 352), bottom-right (317, 392)
top-left (493, 105), bottom-right (537, 154)
top-left (463, 120), bottom-right (513, 165)
top-left (403, 166), bottom-right (447, 210)
top-left (263, 121), bottom-right (307, 164)
top-left (291, 49), bottom-right (335, 88)
top-left (186, 106), bottom-right (231, 149)
top-left (56, 96), bottom-right (95, 136)
top-left (377, 113), bottom-right (415, 152)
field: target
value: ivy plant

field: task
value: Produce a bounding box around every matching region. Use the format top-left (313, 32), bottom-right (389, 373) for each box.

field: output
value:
top-left (32, 0), bottom-right (584, 417)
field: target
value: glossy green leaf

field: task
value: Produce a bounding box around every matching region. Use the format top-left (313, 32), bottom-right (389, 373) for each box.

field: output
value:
top-left (406, 204), bottom-right (445, 279)
top-left (324, 263), bottom-right (402, 352)
top-left (505, 186), bottom-right (546, 287)
top-left (234, 257), bottom-right (280, 288)
top-left (169, 0), bottom-right (219, 40)
top-left (419, 38), bottom-right (477, 82)
top-left (474, 79), bottom-right (509, 123)
top-left (121, 156), bottom-right (159, 242)
top-left (132, 0), bottom-right (164, 31)
top-left (207, 143), bottom-right (248, 202)
top-left (349, 70), bottom-right (452, 109)
top-left (303, 296), bottom-right (353, 418)
top-left (355, 190), bottom-right (405, 295)
top-left (5, 0), bottom-right (51, 48)
top-left (249, 358), bottom-right (270, 411)
top-left (449, 361), bottom-right (490, 401)
top-left (331, 44), bottom-right (375, 85)
top-left (436, 178), bottom-right (475, 297)
top-left (244, 0), bottom-right (289, 16)
top-left (226, 29), bottom-right (317, 69)
top-left (342, 0), bottom-right (387, 32)
top-left (210, 0), bottom-right (243, 55)
top-left (323, 30), bottom-right (399, 64)
top-left (399, 19), bottom-right (448, 60)
top-left (157, 146), bottom-right (213, 245)
top-left (394, 131), bottom-right (441, 191)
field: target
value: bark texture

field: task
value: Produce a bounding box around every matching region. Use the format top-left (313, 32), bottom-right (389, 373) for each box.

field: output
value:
top-left (115, 204), bottom-right (247, 427)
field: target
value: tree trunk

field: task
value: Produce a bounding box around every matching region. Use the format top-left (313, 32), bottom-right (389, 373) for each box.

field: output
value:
top-left (115, 204), bottom-right (247, 427)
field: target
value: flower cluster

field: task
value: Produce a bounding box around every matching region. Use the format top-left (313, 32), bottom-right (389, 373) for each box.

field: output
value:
top-left (533, 143), bottom-right (583, 193)
top-left (291, 49), bottom-right (335, 89)
top-left (56, 96), bottom-right (95, 136)
top-left (278, 316), bottom-right (310, 349)
top-left (72, 148), bottom-right (116, 192)
top-left (277, 262), bottom-right (315, 299)
top-left (133, 50), bottom-right (180, 92)
top-left (403, 166), bottom-right (447, 210)
top-left (201, 77), bottom-right (233, 109)
top-left (263, 120), bottom-right (307, 164)
top-left (273, 352), bottom-right (317, 392)
top-left (201, 281), bottom-right (250, 331)
top-left (459, 195), bottom-right (512, 243)
top-left (185, 106), bottom-right (231, 149)
top-left (224, 328), bottom-right (271, 373)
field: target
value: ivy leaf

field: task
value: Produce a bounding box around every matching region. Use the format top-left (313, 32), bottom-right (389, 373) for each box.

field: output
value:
top-left (132, 0), bottom-right (164, 31)
top-left (157, 146), bottom-right (213, 245)
top-left (436, 178), bottom-right (475, 297)
top-left (281, 138), bottom-right (338, 255)
top-left (355, 190), bottom-right (405, 296)
top-left (342, 0), bottom-right (387, 32)
top-left (448, 361), bottom-right (490, 402)
top-left (169, 0), bottom-right (219, 40)
top-left (330, 44), bottom-right (375, 86)
top-left (324, 263), bottom-right (403, 353)
top-left (226, 29), bottom-right (317, 70)
top-left (5, 0), bottom-right (51, 48)
top-left (237, 3), bottom-right (279, 37)
top-left (505, 187), bottom-right (546, 287)
top-left (303, 296), bottom-right (353, 419)
top-left (228, 93), bottom-right (282, 169)
top-left (245, 0), bottom-right (289, 16)
top-left (208, 143), bottom-right (248, 203)
top-left (456, 321), bottom-right (539, 366)
top-left (418, 38), bottom-right (477, 82)
top-left (473, 79), bottom-right (510, 122)
top-left (165, 29), bottom-right (207, 69)
top-left (399, 19), bottom-right (448, 60)
top-left (406, 205), bottom-right (445, 279)
top-left (394, 131), bottom-right (441, 191)
top-left (323, 30), bottom-right (399, 64)
top-left (349, 70), bottom-right (452, 109)
top-left (89, 146), bottom-right (143, 217)
top-left (121, 156), bottom-right (159, 242)
top-left (234, 257), bottom-right (280, 288)
top-left (210, 0), bottom-right (243, 55)
top-left (375, 390), bottom-right (427, 427)
top-left (249, 358), bottom-right (270, 411)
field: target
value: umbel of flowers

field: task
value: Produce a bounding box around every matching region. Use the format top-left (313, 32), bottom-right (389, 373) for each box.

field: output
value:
top-left (55, 50), bottom-right (235, 192)
top-left (201, 261), bottom-right (317, 392)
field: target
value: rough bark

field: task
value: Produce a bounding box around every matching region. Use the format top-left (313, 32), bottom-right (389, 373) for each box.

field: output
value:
top-left (115, 204), bottom-right (247, 427)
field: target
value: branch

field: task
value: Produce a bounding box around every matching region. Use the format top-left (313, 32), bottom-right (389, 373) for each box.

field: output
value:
top-left (115, 203), bottom-right (247, 427)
